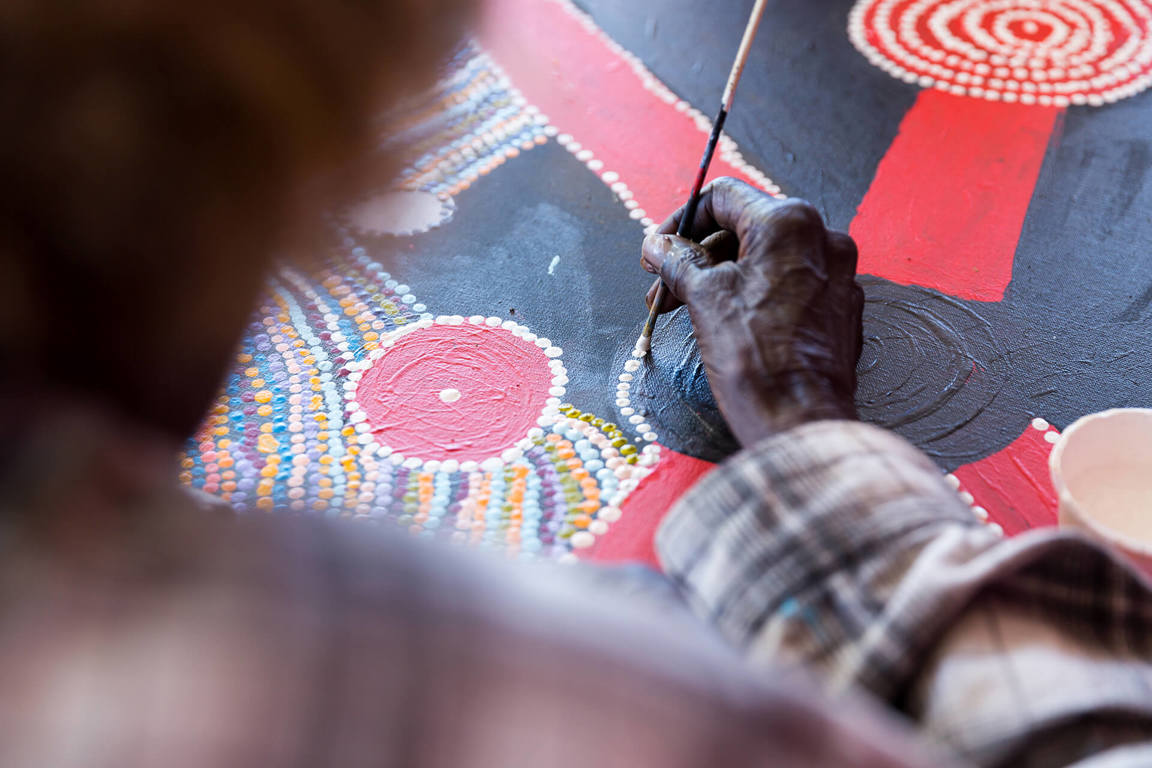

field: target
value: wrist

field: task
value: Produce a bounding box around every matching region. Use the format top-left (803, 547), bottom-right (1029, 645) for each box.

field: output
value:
top-left (717, 371), bottom-right (856, 447)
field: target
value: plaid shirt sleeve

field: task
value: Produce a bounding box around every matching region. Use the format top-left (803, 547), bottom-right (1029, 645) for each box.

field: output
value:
top-left (657, 420), bottom-right (1152, 768)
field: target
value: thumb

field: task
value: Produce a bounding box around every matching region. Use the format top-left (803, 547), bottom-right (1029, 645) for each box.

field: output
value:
top-left (641, 234), bottom-right (707, 304)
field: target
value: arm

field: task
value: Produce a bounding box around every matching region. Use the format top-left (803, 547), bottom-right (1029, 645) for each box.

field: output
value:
top-left (644, 178), bottom-right (1152, 767)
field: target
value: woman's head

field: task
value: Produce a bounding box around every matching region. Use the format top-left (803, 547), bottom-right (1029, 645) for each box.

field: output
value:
top-left (0, 0), bottom-right (471, 437)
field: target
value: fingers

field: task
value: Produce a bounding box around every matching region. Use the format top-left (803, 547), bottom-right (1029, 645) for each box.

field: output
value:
top-left (641, 233), bottom-right (708, 311)
top-left (655, 177), bottom-right (771, 242)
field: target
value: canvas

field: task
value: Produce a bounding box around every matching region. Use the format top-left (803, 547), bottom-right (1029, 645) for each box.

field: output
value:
top-left (181, 0), bottom-right (1152, 565)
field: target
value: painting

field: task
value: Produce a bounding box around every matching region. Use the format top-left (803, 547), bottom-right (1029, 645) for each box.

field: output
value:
top-left (181, 0), bottom-right (1152, 565)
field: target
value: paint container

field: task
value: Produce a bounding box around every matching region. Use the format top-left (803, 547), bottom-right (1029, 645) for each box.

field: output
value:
top-left (1049, 408), bottom-right (1152, 576)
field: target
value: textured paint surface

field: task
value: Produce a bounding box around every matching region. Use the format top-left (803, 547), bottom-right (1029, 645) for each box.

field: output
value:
top-left (356, 324), bottom-right (553, 464)
top-left (177, 0), bottom-right (1152, 563)
top-left (852, 91), bottom-right (1060, 300)
top-left (613, 308), bottom-right (739, 463)
top-left (479, 0), bottom-right (774, 227)
top-left (954, 424), bottom-right (1061, 536)
top-left (581, 446), bottom-right (717, 566)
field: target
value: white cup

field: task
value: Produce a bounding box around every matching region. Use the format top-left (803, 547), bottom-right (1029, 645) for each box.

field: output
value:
top-left (1049, 408), bottom-right (1152, 576)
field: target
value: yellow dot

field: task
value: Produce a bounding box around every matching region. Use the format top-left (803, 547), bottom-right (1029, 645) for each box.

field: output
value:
top-left (245, 367), bottom-right (259, 378)
top-left (260, 423), bottom-right (274, 433)
top-left (257, 434), bottom-right (279, 453)
top-left (254, 390), bottom-right (273, 404)
top-left (318, 489), bottom-right (335, 500)
top-left (257, 404), bottom-right (274, 417)
top-left (213, 426), bottom-right (229, 437)
top-left (251, 378), bottom-right (266, 388)
top-left (257, 497), bottom-right (275, 510)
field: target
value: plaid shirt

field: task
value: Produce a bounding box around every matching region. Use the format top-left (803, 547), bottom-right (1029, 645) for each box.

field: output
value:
top-left (658, 420), bottom-right (1152, 767)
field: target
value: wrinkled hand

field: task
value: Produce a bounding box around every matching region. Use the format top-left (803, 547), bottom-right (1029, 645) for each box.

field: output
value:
top-left (641, 177), bottom-right (863, 447)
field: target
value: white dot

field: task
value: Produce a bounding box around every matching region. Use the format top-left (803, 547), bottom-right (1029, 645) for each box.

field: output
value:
top-left (571, 531), bottom-right (596, 549)
top-left (1031, 417), bottom-right (1049, 431)
top-left (439, 388), bottom-right (462, 403)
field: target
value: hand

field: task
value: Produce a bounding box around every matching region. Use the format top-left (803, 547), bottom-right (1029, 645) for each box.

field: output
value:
top-left (641, 177), bottom-right (863, 446)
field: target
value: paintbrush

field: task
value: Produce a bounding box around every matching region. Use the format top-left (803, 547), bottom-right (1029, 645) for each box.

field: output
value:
top-left (633, 0), bottom-right (769, 358)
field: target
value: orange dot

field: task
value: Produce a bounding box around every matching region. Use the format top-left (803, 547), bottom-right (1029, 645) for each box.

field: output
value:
top-left (180, 457), bottom-right (195, 469)
top-left (245, 367), bottom-right (259, 377)
top-left (318, 489), bottom-right (335, 500)
top-left (256, 497), bottom-right (275, 510)
top-left (237, 353), bottom-right (253, 364)
top-left (178, 471), bottom-right (193, 484)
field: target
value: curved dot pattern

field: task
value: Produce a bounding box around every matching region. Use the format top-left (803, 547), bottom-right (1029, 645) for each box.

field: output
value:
top-left (849, 0), bottom-right (1152, 106)
top-left (180, 234), bottom-right (656, 560)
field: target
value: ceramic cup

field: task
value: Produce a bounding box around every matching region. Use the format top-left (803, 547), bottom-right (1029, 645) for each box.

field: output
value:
top-left (1049, 408), bottom-right (1152, 576)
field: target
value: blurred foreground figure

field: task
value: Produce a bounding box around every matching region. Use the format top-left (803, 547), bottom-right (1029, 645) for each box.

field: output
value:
top-left (3, 1), bottom-right (1151, 767)
top-left (0, 1), bottom-right (942, 766)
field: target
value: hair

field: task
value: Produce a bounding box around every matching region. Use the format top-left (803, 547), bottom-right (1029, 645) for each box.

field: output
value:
top-left (0, 0), bottom-right (472, 436)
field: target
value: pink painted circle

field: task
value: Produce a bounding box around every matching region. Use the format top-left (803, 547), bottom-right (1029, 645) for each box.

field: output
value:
top-left (849, 0), bottom-right (1152, 106)
top-left (355, 323), bottom-right (555, 464)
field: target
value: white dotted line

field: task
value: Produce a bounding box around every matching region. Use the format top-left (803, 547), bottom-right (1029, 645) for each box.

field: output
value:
top-left (543, 0), bottom-right (783, 231)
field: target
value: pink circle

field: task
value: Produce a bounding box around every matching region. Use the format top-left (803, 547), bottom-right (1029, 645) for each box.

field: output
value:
top-left (356, 323), bottom-right (554, 463)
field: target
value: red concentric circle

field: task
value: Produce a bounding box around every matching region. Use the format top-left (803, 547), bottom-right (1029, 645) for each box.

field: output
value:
top-left (849, 0), bottom-right (1152, 105)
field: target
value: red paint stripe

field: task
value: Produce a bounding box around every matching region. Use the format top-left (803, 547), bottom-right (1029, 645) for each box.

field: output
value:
top-left (953, 424), bottom-right (1059, 536)
top-left (479, 0), bottom-right (763, 224)
top-left (851, 90), bottom-right (1061, 301)
top-left (579, 447), bottom-right (715, 567)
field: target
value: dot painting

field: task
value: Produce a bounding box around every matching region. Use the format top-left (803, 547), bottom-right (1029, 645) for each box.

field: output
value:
top-left (850, 0), bottom-right (1152, 105)
top-left (180, 0), bottom-right (1152, 564)
top-left (180, 235), bottom-right (659, 561)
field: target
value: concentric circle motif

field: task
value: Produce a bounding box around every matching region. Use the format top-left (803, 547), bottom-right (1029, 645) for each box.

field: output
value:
top-left (347, 318), bottom-right (562, 471)
top-left (849, 0), bottom-right (1152, 106)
